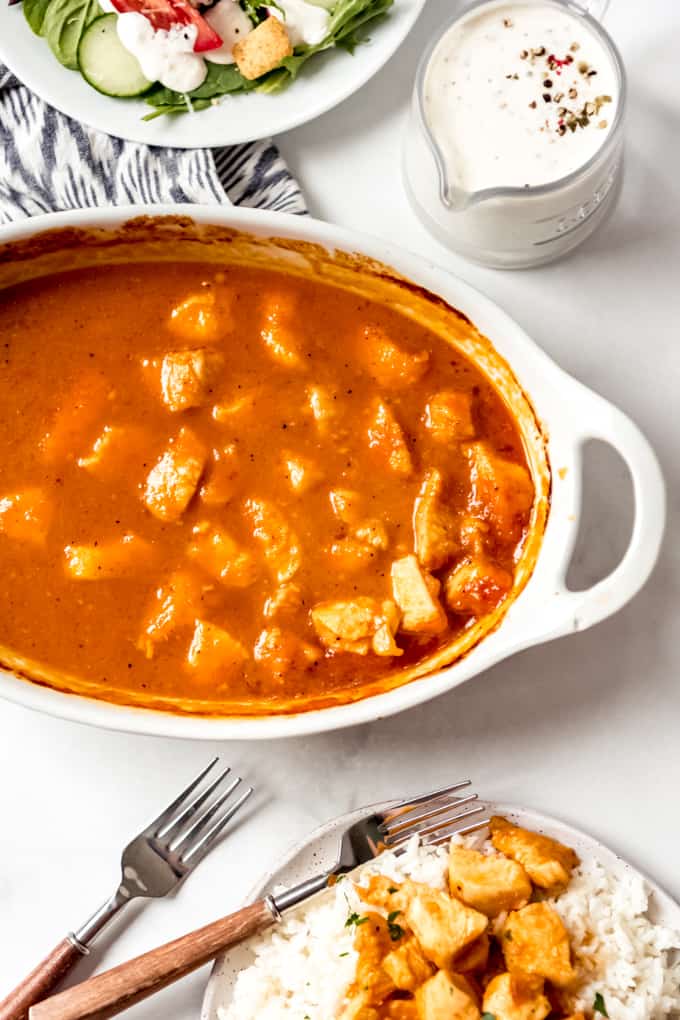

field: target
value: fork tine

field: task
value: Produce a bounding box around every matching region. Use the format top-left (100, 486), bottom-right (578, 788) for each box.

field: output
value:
top-left (424, 815), bottom-right (491, 847)
top-left (384, 803), bottom-right (486, 847)
top-left (380, 780), bottom-right (472, 823)
top-left (181, 786), bottom-right (254, 865)
top-left (380, 793), bottom-right (479, 838)
top-left (169, 777), bottom-right (242, 853)
top-left (146, 757), bottom-right (220, 837)
top-left (156, 765), bottom-right (232, 841)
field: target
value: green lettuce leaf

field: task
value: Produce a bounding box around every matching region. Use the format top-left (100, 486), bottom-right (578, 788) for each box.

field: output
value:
top-left (143, 62), bottom-right (257, 119)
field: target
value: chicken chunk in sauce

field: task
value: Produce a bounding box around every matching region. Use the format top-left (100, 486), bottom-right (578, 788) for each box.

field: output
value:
top-left (341, 823), bottom-right (584, 1020)
top-left (490, 817), bottom-right (579, 891)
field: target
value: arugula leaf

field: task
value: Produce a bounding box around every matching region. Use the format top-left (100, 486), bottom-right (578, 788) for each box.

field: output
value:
top-left (593, 993), bottom-right (609, 1017)
top-left (42, 0), bottom-right (101, 68)
top-left (22, 0), bottom-right (52, 34)
top-left (143, 62), bottom-right (256, 118)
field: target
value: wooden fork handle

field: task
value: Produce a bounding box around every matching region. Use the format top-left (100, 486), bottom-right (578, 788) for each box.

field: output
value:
top-left (0, 937), bottom-right (87, 1020)
top-left (28, 899), bottom-right (278, 1020)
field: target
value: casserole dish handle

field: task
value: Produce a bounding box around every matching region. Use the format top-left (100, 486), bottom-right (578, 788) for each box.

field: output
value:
top-left (549, 385), bottom-right (665, 635)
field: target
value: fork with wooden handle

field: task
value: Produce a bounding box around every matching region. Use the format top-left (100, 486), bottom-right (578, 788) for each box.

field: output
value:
top-left (0, 759), bottom-right (253, 1020)
top-left (28, 780), bottom-right (487, 1020)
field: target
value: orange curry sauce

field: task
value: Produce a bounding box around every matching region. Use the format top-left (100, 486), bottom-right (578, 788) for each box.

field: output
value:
top-left (0, 262), bottom-right (534, 713)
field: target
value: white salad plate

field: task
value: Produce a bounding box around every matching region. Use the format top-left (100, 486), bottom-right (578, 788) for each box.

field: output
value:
top-left (202, 800), bottom-right (680, 1019)
top-left (0, 0), bottom-right (425, 147)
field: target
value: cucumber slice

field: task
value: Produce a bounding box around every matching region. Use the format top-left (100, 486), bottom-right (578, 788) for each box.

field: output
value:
top-left (78, 14), bottom-right (153, 97)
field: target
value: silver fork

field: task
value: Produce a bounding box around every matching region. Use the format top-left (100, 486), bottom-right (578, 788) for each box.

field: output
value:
top-left (0, 759), bottom-right (253, 1020)
top-left (28, 780), bottom-right (488, 1020)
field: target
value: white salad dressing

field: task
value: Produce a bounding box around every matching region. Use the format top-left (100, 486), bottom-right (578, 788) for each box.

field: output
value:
top-left (268, 0), bottom-right (330, 48)
top-left (204, 0), bottom-right (252, 64)
top-left (423, 0), bottom-right (618, 192)
top-left (116, 13), bottom-right (208, 92)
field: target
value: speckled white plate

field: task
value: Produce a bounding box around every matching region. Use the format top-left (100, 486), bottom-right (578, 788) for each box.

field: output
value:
top-left (0, 0), bottom-right (425, 147)
top-left (201, 800), bottom-right (680, 1019)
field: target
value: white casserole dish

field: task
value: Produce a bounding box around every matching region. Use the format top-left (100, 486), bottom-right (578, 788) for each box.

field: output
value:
top-left (0, 205), bottom-right (665, 739)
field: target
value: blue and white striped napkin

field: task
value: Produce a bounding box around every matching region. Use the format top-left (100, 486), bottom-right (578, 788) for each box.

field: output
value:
top-left (0, 63), bottom-right (307, 222)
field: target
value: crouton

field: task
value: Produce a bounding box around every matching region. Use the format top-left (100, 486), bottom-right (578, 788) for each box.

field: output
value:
top-left (78, 425), bottom-right (150, 483)
top-left (39, 370), bottom-right (111, 463)
top-left (311, 597), bottom-right (402, 656)
top-left (185, 619), bottom-right (248, 680)
top-left (502, 903), bottom-right (574, 987)
top-left (382, 937), bottom-right (435, 992)
top-left (245, 497), bottom-right (301, 583)
top-left (160, 348), bottom-right (224, 412)
top-left (443, 556), bottom-right (512, 615)
top-left (143, 427), bottom-right (207, 523)
top-left (188, 523), bottom-right (259, 588)
top-left (0, 488), bottom-right (53, 547)
top-left (423, 390), bottom-right (475, 443)
top-left (413, 469), bottom-right (459, 569)
top-left (404, 883), bottom-right (487, 969)
top-left (168, 290), bottom-right (229, 343)
top-left (359, 324), bottom-right (430, 389)
top-left (415, 969), bottom-right (480, 1020)
top-left (482, 972), bottom-right (551, 1020)
top-left (367, 399), bottom-right (413, 476)
top-left (137, 569), bottom-right (204, 658)
top-left (391, 554), bottom-right (447, 635)
top-left (253, 626), bottom-right (321, 681)
top-left (282, 451), bottom-right (324, 493)
top-left (489, 817), bottom-right (579, 890)
top-left (234, 15), bottom-right (293, 80)
top-left (448, 845), bottom-right (532, 917)
top-left (465, 443), bottom-right (533, 540)
top-left (258, 290), bottom-right (302, 367)
top-left (64, 534), bottom-right (155, 580)
top-left (199, 445), bottom-right (239, 507)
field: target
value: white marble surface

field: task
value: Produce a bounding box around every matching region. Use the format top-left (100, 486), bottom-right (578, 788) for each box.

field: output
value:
top-left (1, 2), bottom-right (679, 1015)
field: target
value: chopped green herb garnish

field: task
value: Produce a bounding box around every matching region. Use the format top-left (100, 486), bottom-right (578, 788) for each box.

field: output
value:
top-left (387, 909), bottom-right (404, 941)
top-left (339, 951), bottom-right (349, 957)
top-left (387, 886), bottom-right (398, 894)
top-left (482, 1014), bottom-right (496, 1020)
top-left (504, 929), bottom-right (513, 941)
top-left (345, 912), bottom-right (369, 928)
top-left (593, 993), bottom-right (609, 1017)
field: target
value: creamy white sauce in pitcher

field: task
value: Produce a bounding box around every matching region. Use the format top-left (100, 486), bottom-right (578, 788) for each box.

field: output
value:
top-left (423, 0), bottom-right (619, 193)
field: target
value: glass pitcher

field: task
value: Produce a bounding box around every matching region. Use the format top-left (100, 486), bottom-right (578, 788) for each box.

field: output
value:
top-left (403, 0), bottom-right (626, 269)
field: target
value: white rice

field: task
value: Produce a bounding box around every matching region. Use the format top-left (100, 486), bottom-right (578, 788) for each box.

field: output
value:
top-left (218, 833), bottom-right (680, 1020)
